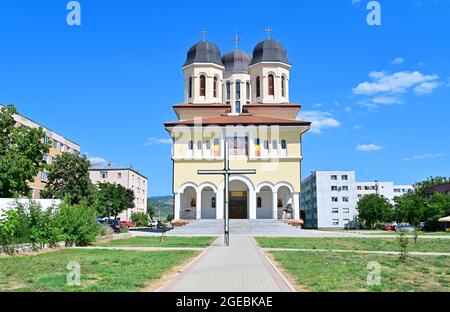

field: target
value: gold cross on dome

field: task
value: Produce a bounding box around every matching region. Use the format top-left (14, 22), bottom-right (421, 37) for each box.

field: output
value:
top-left (264, 26), bottom-right (273, 39)
top-left (200, 29), bottom-right (208, 41)
top-left (233, 32), bottom-right (241, 50)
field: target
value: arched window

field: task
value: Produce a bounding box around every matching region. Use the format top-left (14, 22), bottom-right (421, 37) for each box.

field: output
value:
top-left (189, 76), bottom-right (192, 98)
top-left (268, 74), bottom-right (274, 96)
top-left (256, 76), bottom-right (261, 97)
top-left (257, 197), bottom-right (262, 208)
top-left (226, 81), bottom-right (231, 100)
top-left (200, 75), bottom-right (206, 96)
top-left (281, 140), bottom-right (287, 150)
top-left (188, 140), bottom-right (194, 152)
top-left (213, 76), bottom-right (218, 98)
top-left (236, 80), bottom-right (241, 100)
top-left (246, 81), bottom-right (250, 101)
top-left (281, 75), bottom-right (286, 97)
top-left (212, 197), bottom-right (216, 209)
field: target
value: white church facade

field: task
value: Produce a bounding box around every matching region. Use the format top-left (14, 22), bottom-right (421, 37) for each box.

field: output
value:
top-left (165, 33), bottom-right (310, 221)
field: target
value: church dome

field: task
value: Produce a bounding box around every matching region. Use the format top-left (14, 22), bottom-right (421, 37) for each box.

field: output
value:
top-left (183, 40), bottom-right (224, 67)
top-left (249, 39), bottom-right (289, 66)
top-left (221, 49), bottom-right (251, 73)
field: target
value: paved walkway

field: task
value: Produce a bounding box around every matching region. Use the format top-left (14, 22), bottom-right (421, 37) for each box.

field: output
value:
top-left (158, 235), bottom-right (294, 292)
top-left (73, 246), bottom-right (206, 251)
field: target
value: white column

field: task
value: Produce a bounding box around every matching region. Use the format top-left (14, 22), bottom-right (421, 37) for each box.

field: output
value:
top-left (293, 192), bottom-right (300, 220)
top-left (196, 190), bottom-right (202, 220)
top-left (174, 193), bottom-right (181, 220)
top-left (249, 189), bottom-right (257, 220)
top-left (272, 192), bottom-right (278, 220)
top-left (217, 186), bottom-right (224, 219)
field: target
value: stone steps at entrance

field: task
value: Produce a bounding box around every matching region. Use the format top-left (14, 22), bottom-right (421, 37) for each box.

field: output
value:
top-left (169, 219), bottom-right (302, 235)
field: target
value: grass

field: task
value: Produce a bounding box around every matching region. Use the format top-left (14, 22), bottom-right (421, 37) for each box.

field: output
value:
top-left (98, 236), bottom-right (216, 248)
top-left (270, 251), bottom-right (450, 292)
top-left (256, 237), bottom-right (450, 253)
top-left (0, 249), bottom-right (197, 292)
top-left (322, 229), bottom-right (450, 236)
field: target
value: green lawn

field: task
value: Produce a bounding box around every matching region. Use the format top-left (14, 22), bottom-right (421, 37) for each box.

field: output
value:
top-left (256, 237), bottom-right (450, 253)
top-left (323, 230), bottom-right (450, 236)
top-left (99, 236), bottom-right (216, 248)
top-left (270, 251), bottom-right (450, 292)
top-left (0, 249), bottom-right (197, 291)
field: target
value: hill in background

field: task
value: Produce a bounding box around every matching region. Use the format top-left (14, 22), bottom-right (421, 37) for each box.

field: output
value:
top-left (148, 195), bottom-right (173, 220)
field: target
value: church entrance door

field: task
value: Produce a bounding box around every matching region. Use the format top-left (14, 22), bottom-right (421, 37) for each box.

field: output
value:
top-left (229, 191), bottom-right (248, 219)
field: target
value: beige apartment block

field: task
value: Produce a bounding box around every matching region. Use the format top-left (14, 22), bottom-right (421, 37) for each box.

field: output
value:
top-left (89, 167), bottom-right (148, 221)
top-left (12, 113), bottom-right (81, 199)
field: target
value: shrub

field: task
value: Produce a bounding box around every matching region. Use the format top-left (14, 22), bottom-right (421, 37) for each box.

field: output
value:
top-left (57, 201), bottom-right (101, 246)
top-left (131, 212), bottom-right (149, 227)
top-left (398, 232), bottom-right (409, 263)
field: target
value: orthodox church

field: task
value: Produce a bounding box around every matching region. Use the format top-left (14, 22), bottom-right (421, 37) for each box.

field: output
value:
top-left (164, 32), bottom-right (310, 221)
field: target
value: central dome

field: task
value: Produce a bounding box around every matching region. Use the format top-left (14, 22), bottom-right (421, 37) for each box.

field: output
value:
top-left (249, 39), bottom-right (289, 66)
top-left (184, 41), bottom-right (223, 67)
top-left (221, 49), bottom-right (251, 73)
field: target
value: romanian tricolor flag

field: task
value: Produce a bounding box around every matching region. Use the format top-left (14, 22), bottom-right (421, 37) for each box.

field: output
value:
top-left (255, 139), bottom-right (261, 157)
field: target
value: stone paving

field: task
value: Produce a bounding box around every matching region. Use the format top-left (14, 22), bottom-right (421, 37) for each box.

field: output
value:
top-left (158, 235), bottom-right (294, 292)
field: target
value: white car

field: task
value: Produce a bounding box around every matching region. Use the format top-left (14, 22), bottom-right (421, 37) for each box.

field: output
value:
top-left (149, 219), bottom-right (158, 228)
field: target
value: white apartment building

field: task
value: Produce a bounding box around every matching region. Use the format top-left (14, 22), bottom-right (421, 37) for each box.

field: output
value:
top-left (301, 170), bottom-right (413, 229)
top-left (89, 166), bottom-right (148, 221)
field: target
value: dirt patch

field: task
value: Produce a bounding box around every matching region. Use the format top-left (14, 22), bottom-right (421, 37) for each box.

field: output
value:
top-left (264, 251), bottom-right (309, 292)
top-left (140, 251), bottom-right (201, 292)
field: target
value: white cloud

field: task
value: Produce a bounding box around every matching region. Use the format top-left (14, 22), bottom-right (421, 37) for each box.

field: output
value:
top-left (344, 106), bottom-right (352, 112)
top-left (353, 125), bottom-right (362, 130)
top-left (392, 57), bottom-right (405, 65)
top-left (145, 137), bottom-right (172, 146)
top-left (300, 111), bottom-right (341, 134)
top-left (88, 156), bottom-right (109, 166)
top-left (402, 153), bottom-right (443, 161)
top-left (356, 144), bottom-right (382, 152)
top-left (371, 96), bottom-right (403, 105)
top-left (312, 103), bottom-right (323, 108)
top-left (413, 81), bottom-right (442, 95)
top-left (353, 71), bottom-right (440, 95)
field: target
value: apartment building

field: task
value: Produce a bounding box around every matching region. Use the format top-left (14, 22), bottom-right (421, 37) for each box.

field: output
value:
top-left (13, 113), bottom-right (81, 199)
top-left (301, 170), bottom-right (413, 229)
top-left (89, 166), bottom-right (148, 221)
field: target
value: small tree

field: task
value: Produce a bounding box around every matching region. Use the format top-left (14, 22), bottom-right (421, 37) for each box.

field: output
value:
top-left (394, 192), bottom-right (426, 226)
top-left (147, 203), bottom-right (156, 219)
top-left (131, 212), bottom-right (149, 227)
top-left (160, 223), bottom-right (168, 242)
top-left (398, 232), bottom-right (409, 263)
top-left (94, 183), bottom-right (128, 219)
top-left (0, 104), bottom-right (50, 198)
top-left (42, 152), bottom-right (95, 205)
top-left (357, 194), bottom-right (394, 229)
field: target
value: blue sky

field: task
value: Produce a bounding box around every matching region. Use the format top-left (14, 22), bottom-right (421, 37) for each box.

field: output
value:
top-left (1, 0), bottom-right (449, 195)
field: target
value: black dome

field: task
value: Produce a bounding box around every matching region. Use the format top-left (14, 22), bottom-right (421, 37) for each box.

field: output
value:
top-left (249, 39), bottom-right (289, 66)
top-left (184, 41), bottom-right (224, 67)
top-left (221, 49), bottom-right (251, 73)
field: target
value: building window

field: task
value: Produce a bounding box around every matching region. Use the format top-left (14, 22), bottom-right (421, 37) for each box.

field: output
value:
top-left (256, 76), bottom-right (261, 97)
top-left (188, 140), bottom-right (194, 151)
top-left (118, 172), bottom-right (122, 178)
top-left (236, 101), bottom-right (241, 114)
top-left (342, 186), bottom-right (349, 191)
top-left (52, 140), bottom-right (58, 149)
top-left (226, 81), bottom-right (231, 100)
top-left (189, 76), bottom-right (192, 98)
top-left (190, 197), bottom-right (196, 207)
top-left (331, 175), bottom-right (337, 180)
top-left (281, 75), bottom-right (286, 97)
top-left (268, 74), bottom-right (274, 96)
top-left (101, 171), bottom-right (108, 179)
top-left (205, 140), bottom-right (211, 157)
top-left (44, 136), bottom-right (50, 144)
top-left (342, 197), bottom-right (349, 202)
top-left (331, 186), bottom-right (338, 191)
top-left (40, 172), bottom-right (48, 182)
top-left (332, 219), bottom-right (339, 226)
top-left (341, 175), bottom-right (348, 180)
top-left (199, 75), bottom-right (206, 96)
top-left (332, 208), bottom-right (338, 213)
top-left (257, 197), bottom-right (262, 208)
top-left (212, 197), bottom-right (216, 209)
top-left (331, 197), bottom-right (338, 202)
top-left (343, 219), bottom-right (350, 225)
top-left (213, 76), bottom-right (218, 98)
top-left (236, 80), bottom-right (241, 100)
top-left (246, 81), bottom-right (250, 100)
top-left (281, 140), bottom-right (287, 156)
top-left (343, 208), bottom-right (350, 213)
top-left (357, 186), bottom-right (362, 190)
top-left (213, 138), bottom-right (220, 157)
top-left (255, 138), bottom-right (261, 157)
top-left (197, 140), bottom-right (202, 151)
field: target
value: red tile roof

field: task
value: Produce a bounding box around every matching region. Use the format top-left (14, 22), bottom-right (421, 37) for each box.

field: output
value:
top-left (164, 115), bottom-right (311, 127)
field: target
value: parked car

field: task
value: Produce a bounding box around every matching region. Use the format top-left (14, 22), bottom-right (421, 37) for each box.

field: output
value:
top-left (395, 223), bottom-right (415, 232)
top-left (104, 219), bottom-right (122, 233)
top-left (120, 220), bottom-right (133, 228)
top-left (149, 219), bottom-right (158, 228)
top-left (383, 224), bottom-right (396, 231)
top-left (96, 218), bottom-right (106, 224)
